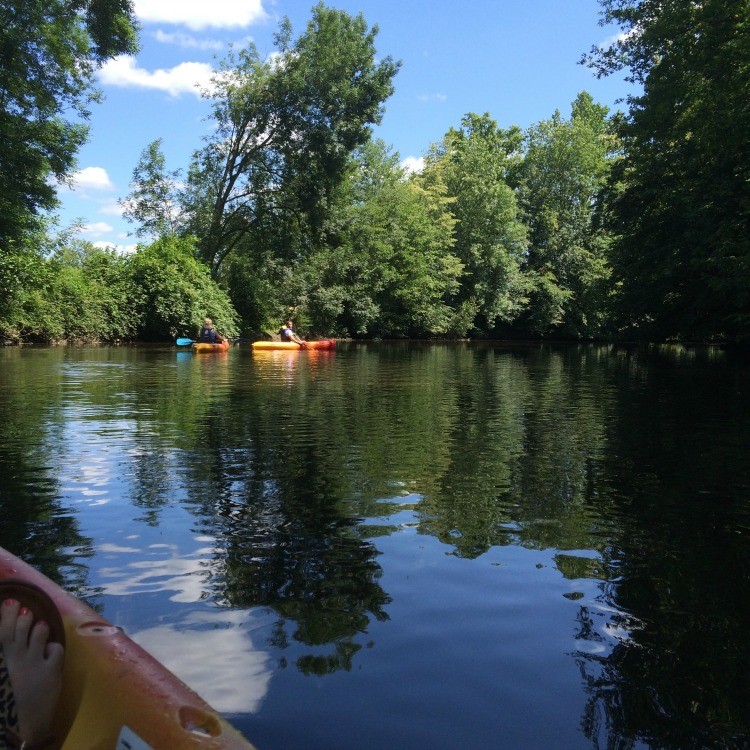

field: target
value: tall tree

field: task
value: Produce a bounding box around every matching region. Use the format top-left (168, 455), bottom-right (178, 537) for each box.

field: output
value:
top-left (183, 3), bottom-right (400, 276)
top-left (424, 113), bottom-right (528, 335)
top-left (518, 92), bottom-right (618, 337)
top-left (586, 0), bottom-right (750, 340)
top-left (301, 140), bottom-right (461, 337)
top-left (0, 0), bottom-right (139, 247)
top-left (120, 139), bottom-right (182, 239)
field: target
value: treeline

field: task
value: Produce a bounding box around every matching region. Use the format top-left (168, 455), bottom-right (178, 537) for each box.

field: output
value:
top-left (0, 235), bottom-right (240, 342)
top-left (1, 1), bottom-right (748, 344)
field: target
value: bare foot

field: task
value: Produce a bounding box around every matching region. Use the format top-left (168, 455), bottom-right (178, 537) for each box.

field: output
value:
top-left (0, 598), bottom-right (64, 747)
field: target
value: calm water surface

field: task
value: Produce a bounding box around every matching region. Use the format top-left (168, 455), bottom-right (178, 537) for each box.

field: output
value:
top-left (1, 342), bottom-right (749, 749)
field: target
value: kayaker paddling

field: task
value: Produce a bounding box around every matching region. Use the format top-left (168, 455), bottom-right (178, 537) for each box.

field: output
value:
top-left (199, 317), bottom-right (226, 344)
top-left (279, 320), bottom-right (308, 349)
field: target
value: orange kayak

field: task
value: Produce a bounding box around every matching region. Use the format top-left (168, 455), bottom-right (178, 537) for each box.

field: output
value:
top-left (251, 340), bottom-right (335, 351)
top-left (192, 340), bottom-right (230, 353)
top-left (0, 546), bottom-right (255, 750)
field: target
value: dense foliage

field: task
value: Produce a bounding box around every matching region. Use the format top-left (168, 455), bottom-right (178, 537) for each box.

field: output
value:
top-left (181, 4), bottom-right (400, 276)
top-left (2, 1), bottom-right (749, 343)
top-left (516, 92), bottom-right (617, 338)
top-left (423, 114), bottom-right (528, 335)
top-left (586, 0), bottom-right (750, 341)
top-left (303, 140), bottom-right (462, 337)
top-left (0, 236), bottom-right (237, 342)
top-left (0, 0), bottom-right (138, 248)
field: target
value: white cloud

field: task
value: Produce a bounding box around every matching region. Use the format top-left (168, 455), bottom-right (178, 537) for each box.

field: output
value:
top-left (78, 222), bottom-right (114, 237)
top-left (401, 156), bottom-right (425, 175)
top-left (134, 0), bottom-right (267, 30)
top-left (266, 50), bottom-right (287, 70)
top-left (417, 93), bottom-right (447, 103)
top-left (599, 25), bottom-right (638, 49)
top-left (98, 55), bottom-right (214, 98)
top-left (114, 243), bottom-right (139, 256)
top-left (93, 241), bottom-right (139, 255)
top-left (71, 166), bottom-right (114, 191)
top-left (99, 200), bottom-right (125, 217)
top-left (154, 30), bottom-right (225, 51)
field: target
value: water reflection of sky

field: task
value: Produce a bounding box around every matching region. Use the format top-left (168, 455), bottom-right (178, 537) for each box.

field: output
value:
top-left (58, 418), bottom-right (135, 507)
top-left (4, 345), bottom-right (747, 749)
top-left (49, 390), bottom-right (635, 733)
top-left (95, 539), bottom-right (273, 714)
top-left (50, 395), bottom-right (277, 716)
top-left (131, 611), bottom-right (272, 714)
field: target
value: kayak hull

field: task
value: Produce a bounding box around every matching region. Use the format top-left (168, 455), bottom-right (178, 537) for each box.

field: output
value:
top-left (0, 546), bottom-right (255, 750)
top-left (192, 340), bottom-right (230, 353)
top-left (251, 340), bottom-right (335, 351)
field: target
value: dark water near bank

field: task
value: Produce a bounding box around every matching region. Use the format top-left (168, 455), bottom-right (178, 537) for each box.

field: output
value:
top-left (1, 342), bottom-right (749, 749)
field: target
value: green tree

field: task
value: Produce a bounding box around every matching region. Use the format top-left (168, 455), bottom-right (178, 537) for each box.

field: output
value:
top-left (182, 4), bottom-right (400, 276)
top-left (120, 139), bottom-right (182, 238)
top-left (301, 141), bottom-right (461, 337)
top-left (0, 0), bottom-right (139, 248)
top-left (424, 113), bottom-right (528, 335)
top-left (126, 236), bottom-right (239, 340)
top-left (220, 251), bottom-right (287, 336)
top-left (45, 241), bottom-right (136, 340)
top-left (586, 0), bottom-right (750, 341)
top-left (2, 238), bottom-right (137, 343)
top-left (0, 222), bottom-right (55, 340)
top-left (518, 92), bottom-right (618, 337)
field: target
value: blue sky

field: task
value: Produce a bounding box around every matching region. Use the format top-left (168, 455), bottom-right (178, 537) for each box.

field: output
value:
top-left (60, 0), bottom-right (630, 251)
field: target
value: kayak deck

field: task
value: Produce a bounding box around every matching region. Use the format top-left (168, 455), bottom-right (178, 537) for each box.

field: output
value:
top-left (0, 546), bottom-right (255, 750)
top-left (251, 340), bottom-right (335, 350)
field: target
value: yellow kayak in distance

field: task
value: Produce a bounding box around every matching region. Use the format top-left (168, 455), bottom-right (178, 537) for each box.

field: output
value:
top-left (251, 340), bottom-right (335, 351)
top-left (0, 546), bottom-right (256, 750)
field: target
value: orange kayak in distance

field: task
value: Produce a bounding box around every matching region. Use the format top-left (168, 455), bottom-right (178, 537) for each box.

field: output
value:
top-left (251, 340), bottom-right (335, 351)
top-left (0, 546), bottom-right (256, 750)
top-left (192, 340), bottom-right (231, 353)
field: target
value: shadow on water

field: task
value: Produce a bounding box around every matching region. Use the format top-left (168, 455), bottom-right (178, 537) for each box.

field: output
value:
top-left (1, 342), bottom-right (749, 748)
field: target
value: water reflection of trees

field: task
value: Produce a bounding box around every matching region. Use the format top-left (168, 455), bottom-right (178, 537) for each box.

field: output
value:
top-left (93, 344), bottom-right (750, 745)
top-left (177, 352), bottom-right (392, 675)
top-left (5, 343), bottom-right (750, 746)
top-left (418, 345), bottom-right (616, 557)
top-left (0, 349), bottom-right (92, 588)
top-left (571, 347), bottom-right (750, 749)
top-left (172, 343), bottom-right (627, 678)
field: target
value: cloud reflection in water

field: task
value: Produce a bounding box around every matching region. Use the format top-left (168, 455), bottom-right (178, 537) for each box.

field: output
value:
top-left (97, 542), bottom-right (273, 713)
top-left (98, 543), bottom-right (217, 602)
top-left (131, 611), bottom-right (272, 714)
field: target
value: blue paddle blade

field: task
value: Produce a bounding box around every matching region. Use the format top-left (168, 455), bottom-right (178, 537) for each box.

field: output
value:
top-left (175, 337), bottom-right (194, 346)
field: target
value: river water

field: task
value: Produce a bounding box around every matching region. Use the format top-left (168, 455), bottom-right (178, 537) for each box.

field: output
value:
top-left (1, 342), bottom-right (749, 749)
